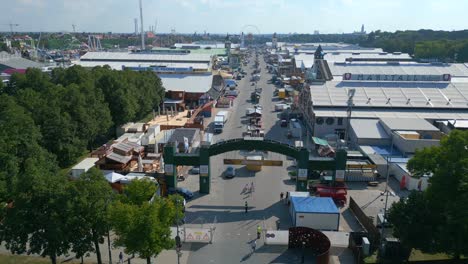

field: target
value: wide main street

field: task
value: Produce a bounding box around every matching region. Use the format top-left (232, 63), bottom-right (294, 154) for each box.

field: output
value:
top-left (170, 51), bottom-right (315, 264)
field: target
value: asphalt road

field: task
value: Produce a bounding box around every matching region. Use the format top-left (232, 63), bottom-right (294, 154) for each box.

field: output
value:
top-left (174, 51), bottom-right (315, 264)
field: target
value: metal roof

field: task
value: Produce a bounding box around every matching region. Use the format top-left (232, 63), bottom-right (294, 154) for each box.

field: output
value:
top-left (314, 108), bottom-right (468, 120)
top-left (324, 52), bottom-right (412, 62)
top-left (80, 52), bottom-right (212, 63)
top-left (309, 81), bottom-right (468, 109)
top-left (159, 74), bottom-right (213, 93)
top-left (71, 158), bottom-right (99, 170)
top-left (0, 51), bottom-right (45, 69)
top-left (380, 118), bottom-right (439, 131)
top-left (291, 196), bottom-right (339, 214)
top-left (106, 152), bottom-right (132, 164)
top-left (328, 62), bottom-right (468, 77)
top-left (113, 141), bottom-right (144, 153)
top-left (350, 119), bottom-right (390, 139)
top-left (294, 54), bottom-right (315, 68)
top-left (73, 60), bottom-right (210, 70)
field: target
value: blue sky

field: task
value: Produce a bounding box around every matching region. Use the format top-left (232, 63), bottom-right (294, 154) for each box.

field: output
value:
top-left (2, 0), bottom-right (468, 34)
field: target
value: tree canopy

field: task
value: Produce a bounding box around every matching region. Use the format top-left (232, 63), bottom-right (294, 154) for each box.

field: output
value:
top-left (110, 180), bottom-right (176, 264)
top-left (388, 130), bottom-right (468, 259)
top-left (4, 66), bottom-right (164, 167)
top-left (67, 168), bottom-right (114, 264)
top-left (0, 65), bottom-right (168, 263)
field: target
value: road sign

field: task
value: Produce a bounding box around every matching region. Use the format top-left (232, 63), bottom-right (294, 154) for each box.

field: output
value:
top-left (184, 228), bottom-right (211, 243)
top-left (335, 170), bottom-right (345, 181)
top-left (165, 164), bottom-right (174, 175)
top-left (298, 169), bottom-right (308, 180)
top-left (200, 165), bottom-right (209, 176)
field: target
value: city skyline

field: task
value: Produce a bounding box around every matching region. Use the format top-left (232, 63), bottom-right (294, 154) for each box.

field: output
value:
top-left (2, 0), bottom-right (468, 34)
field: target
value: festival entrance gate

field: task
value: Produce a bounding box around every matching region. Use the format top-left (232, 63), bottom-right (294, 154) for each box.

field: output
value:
top-left (163, 138), bottom-right (347, 194)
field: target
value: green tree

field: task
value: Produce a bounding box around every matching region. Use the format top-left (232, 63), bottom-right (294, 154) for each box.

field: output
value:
top-left (387, 191), bottom-right (440, 255)
top-left (0, 95), bottom-right (44, 200)
top-left (122, 178), bottom-right (158, 206)
top-left (0, 148), bottom-right (71, 264)
top-left (388, 130), bottom-right (468, 259)
top-left (67, 168), bottom-right (114, 264)
top-left (109, 198), bottom-right (176, 264)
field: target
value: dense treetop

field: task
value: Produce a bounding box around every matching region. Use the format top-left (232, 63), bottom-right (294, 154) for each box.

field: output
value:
top-left (2, 65), bottom-right (164, 167)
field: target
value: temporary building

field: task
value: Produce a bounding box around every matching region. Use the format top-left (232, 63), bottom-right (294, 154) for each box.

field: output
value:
top-left (289, 196), bottom-right (340, 231)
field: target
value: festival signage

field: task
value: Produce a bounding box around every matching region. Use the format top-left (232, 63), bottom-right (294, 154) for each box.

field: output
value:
top-left (343, 73), bottom-right (451, 82)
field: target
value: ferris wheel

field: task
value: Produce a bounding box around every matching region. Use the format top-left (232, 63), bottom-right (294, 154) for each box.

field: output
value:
top-left (240, 25), bottom-right (261, 47)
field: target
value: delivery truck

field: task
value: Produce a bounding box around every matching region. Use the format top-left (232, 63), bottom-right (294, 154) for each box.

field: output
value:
top-left (213, 111), bottom-right (229, 133)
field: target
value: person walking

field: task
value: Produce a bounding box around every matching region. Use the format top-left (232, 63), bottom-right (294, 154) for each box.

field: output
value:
top-left (285, 192), bottom-right (289, 204)
top-left (118, 251), bottom-right (124, 264)
top-left (251, 239), bottom-right (257, 253)
top-left (245, 201), bottom-right (248, 213)
top-left (256, 225), bottom-right (262, 239)
top-left (280, 192), bottom-right (284, 201)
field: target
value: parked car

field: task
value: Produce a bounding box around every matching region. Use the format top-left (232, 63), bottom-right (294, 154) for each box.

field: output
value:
top-left (225, 166), bottom-right (235, 178)
top-left (168, 187), bottom-right (194, 200)
top-left (189, 166), bottom-right (200, 174)
top-left (280, 119), bottom-right (288, 127)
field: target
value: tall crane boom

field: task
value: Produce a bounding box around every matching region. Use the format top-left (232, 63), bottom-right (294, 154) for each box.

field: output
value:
top-left (1, 23), bottom-right (19, 35)
top-left (139, 0), bottom-right (145, 50)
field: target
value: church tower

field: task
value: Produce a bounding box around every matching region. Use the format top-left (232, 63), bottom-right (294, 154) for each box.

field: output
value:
top-left (224, 34), bottom-right (231, 49)
top-left (272, 32), bottom-right (278, 49)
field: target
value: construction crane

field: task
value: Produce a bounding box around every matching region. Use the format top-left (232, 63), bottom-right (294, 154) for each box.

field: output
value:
top-left (1, 23), bottom-right (19, 35)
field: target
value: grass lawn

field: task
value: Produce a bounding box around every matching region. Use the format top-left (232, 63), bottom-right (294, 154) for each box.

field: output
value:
top-left (409, 249), bottom-right (465, 261)
top-left (0, 254), bottom-right (84, 264)
top-left (363, 249), bottom-right (465, 263)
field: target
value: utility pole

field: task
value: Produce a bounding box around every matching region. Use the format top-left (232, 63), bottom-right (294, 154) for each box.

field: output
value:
top-left (344, 88), bottom-right (355, 148)
top-left (72, 24), bottom-right (76, 33)
top-left (380, 134), bottom-right (394, 253)
top-left (139, 0), bottom-right (145, 50)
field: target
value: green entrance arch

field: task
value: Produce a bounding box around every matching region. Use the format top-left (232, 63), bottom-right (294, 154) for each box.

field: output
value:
top-left (163, 138), bottom-right (346, 194)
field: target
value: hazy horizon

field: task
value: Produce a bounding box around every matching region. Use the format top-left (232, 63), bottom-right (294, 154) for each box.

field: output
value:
top-left (2, 0), bottom-right (468, 34)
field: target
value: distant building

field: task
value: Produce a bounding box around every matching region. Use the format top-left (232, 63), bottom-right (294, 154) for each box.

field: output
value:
top-left (272, 32), bottom-right (278, 50)
top-left (299, 59), bottom-right (468, 139)
top-left (0, 51), bottom-right (45, 75)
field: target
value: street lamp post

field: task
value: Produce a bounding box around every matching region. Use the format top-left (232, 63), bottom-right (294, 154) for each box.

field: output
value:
top-left (175, 198), bottom-right (182, 264)
top-left (380, 133), bottom-right (394, 252)
top-left (301, 241), bottom-right (306, 263)
top-left (105, 198), bottom-right (113, 264)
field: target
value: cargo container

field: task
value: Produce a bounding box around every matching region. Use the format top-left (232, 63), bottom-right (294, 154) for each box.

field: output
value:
top-left (289, 197), bottom-right (340, 231)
